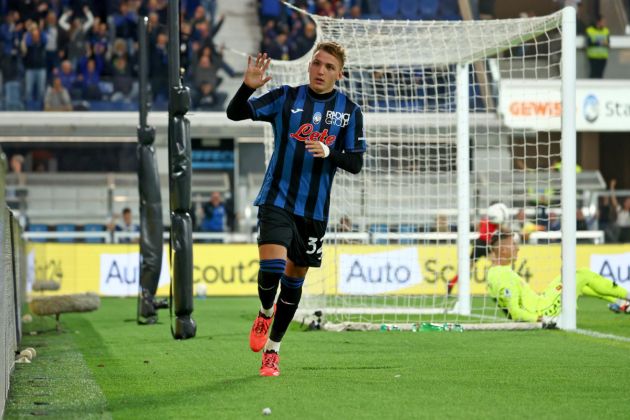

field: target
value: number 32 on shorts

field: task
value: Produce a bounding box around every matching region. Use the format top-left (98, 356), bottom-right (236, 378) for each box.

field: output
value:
top-left (306, 236), bottom-right (324, 259)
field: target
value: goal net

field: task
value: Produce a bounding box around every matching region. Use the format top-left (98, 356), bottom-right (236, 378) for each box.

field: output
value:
top-left (261, 6), bottom-right (576, 330)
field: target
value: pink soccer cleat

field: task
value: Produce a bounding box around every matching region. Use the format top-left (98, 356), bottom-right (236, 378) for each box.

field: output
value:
top-left (249, 308), bottom-right (274, 352)
top-left (260, 350), bottom-right (280, 377)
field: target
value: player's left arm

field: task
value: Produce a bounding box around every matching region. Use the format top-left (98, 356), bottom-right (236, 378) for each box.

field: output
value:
top-left (305, 105), bottom-right (366, 174)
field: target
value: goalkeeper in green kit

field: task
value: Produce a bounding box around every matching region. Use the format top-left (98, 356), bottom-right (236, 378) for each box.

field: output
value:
top-left (487, 231), bottom-right (630, 323)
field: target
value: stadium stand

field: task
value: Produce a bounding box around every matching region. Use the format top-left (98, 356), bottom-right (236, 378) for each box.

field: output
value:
top-left (0, 0), bottom-right (230, 112)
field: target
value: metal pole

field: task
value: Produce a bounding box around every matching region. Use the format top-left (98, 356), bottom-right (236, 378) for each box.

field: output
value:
top-left (138, 16), bottom-right (149, 130)
top-left (167, 0), bottom-right (196, 339)
top-left (560, 6), bottom-right (577, 331)
top-left (456, 63), bottom-right (471, 316)
top-left (168, 0), bottom-right (181, 92)
top-left (137, 15), bottom-right (165, 325)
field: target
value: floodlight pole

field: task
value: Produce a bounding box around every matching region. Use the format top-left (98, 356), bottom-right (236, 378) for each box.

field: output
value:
top-left (167, 0), bottom-right (196, 339)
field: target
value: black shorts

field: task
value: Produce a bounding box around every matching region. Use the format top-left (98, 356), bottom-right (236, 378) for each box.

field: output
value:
top-left (257, 205), bottom-right (327, 268)
top-left (470, 237), bottom-right (490, 262)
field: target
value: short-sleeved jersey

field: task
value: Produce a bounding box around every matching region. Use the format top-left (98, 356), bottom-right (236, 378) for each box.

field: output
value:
top-left (248, 84), bottom-right (366, 221)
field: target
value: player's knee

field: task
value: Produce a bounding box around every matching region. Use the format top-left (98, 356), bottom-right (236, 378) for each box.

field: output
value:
top-left (285, 264), bottom-right (308, 279)
top-left (258, 259), bottom-right (286, 289)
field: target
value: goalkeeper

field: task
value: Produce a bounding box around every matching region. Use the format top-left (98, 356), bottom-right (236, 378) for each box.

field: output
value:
top-left (487, 231), bottom-right (630, 322)
top-left (448, 202), bottom-right (508, 294)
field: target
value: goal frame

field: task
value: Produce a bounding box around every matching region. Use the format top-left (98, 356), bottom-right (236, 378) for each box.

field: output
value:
top-left (268, 4), bottom-right (578, 331)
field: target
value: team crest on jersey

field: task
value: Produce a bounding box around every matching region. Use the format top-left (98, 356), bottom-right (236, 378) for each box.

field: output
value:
top-left (326, 110), bottom-right (350, 127)
top-left (312, 112), bottom-right (322, 124)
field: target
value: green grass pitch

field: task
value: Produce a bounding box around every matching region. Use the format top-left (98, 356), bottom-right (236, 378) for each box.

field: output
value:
top-left (6, 296), bottom-right (630, 419)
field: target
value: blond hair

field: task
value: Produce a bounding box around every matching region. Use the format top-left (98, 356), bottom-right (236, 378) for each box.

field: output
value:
top-left (313, 41), bottom-right (346, 69)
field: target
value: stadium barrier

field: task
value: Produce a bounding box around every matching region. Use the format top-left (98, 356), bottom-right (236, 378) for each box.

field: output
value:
top-left (22, 230), bottom-right (606, 245)
top-left (25, 242), bottom-right (630, 298)
top-left (528, 230), bottom-right (604, 244)
top-left (1, 163), bottom-right (26, 418)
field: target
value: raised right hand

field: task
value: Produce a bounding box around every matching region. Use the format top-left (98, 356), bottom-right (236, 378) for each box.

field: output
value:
top-left (244, 52), bottom-right (272, 89)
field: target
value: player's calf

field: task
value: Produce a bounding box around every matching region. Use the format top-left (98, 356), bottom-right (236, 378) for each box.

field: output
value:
top-left (269, 275), bottom-right (304, 343)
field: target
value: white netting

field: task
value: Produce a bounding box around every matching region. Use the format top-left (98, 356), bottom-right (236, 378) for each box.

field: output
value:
top-left (260, 7), bottom-right (571, 327)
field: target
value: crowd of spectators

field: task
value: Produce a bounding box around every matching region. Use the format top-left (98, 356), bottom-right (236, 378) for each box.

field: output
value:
top-left (257, 0), bottom-right (462, 61)
top-left (0, 0), bottom-right (227, 111)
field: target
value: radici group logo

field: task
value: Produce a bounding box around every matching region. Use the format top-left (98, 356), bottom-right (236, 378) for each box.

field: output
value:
top-left (583, 94), bottom-right (599, 123)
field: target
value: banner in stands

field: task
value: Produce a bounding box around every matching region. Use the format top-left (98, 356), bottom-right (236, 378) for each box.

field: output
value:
top-left (499, 79), bottom-right (630, 132)
top-left (25, 243), bottom-right (630, 297)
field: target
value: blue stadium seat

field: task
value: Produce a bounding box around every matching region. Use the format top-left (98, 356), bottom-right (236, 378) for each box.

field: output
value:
top-left (399, 0), bottom-right (419, 20)
top-left (419, 0), bottom-right (439, 19)
top-left (87, 100), bottom-right (138, 111)
top-left (84, 224), bottom-right (107, 243)
top-left (379, 0), bottom-right (399, 19)
top-left (365, 0), bottom-right (381, 18)
top-left (369, 223), bottom-right (389, 244)
top-left (439, 0), bottom-right (461, 20)
top-left (56, 224), bottom-right (77, 243)
top-left (25, 99), bottom-right (42, 111)
top-left (27, 224), bottom-right (48, 243)
top-left (260, 0), bottom-right (282, 19)
top-left (399, 224), bottom-right (417, 245)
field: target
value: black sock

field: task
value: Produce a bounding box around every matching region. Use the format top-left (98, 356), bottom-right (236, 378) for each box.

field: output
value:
top-left (269, 275), bottom-right (304, 342)
top-left (258, 259), bottom-right (286, 310)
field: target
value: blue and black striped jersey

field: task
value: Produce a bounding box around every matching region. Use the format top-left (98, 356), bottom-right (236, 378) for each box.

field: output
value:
top-left (248, 84), bottom-right (366, 222)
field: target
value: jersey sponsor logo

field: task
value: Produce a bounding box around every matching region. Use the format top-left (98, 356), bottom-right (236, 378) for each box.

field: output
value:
top-left (291, 108), bottom-right (304, 114)
top-left (325, 110), bottom-right (350, 127)
top-left (289, 123), bottom-right (336, 145)
top-left (312, 112), bottom-right (322, 124)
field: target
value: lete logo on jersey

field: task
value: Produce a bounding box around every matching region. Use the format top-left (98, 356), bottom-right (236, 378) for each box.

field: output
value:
top-left (290, 123), bottom-right (336, 145)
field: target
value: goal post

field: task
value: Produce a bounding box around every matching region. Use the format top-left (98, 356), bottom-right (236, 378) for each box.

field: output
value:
top-left (560, 6), bottom-right (577, 331)
top-left (456, 62), bottom-right (471, 317)
top-left (260, 5), bottom-right (577, 330)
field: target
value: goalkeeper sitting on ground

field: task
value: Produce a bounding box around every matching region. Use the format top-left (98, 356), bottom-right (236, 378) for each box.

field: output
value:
top-left (487, 231), bottom-right (630, 322)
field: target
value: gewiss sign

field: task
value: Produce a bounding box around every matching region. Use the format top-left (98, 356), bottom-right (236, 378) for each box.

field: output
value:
top-left (499, 79), bottom-right (630, 132)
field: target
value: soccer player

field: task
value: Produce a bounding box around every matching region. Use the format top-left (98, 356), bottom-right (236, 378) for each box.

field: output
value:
top-left (487, 231), bottom-right (630, 323)
top-left (447, 202), bottom-right (508, 295)
top-left (226, 42), bottom-right (366, 376)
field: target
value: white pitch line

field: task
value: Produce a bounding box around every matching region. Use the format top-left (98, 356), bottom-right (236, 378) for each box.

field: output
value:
top-left (574, 329), bottom-right (630, 343)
